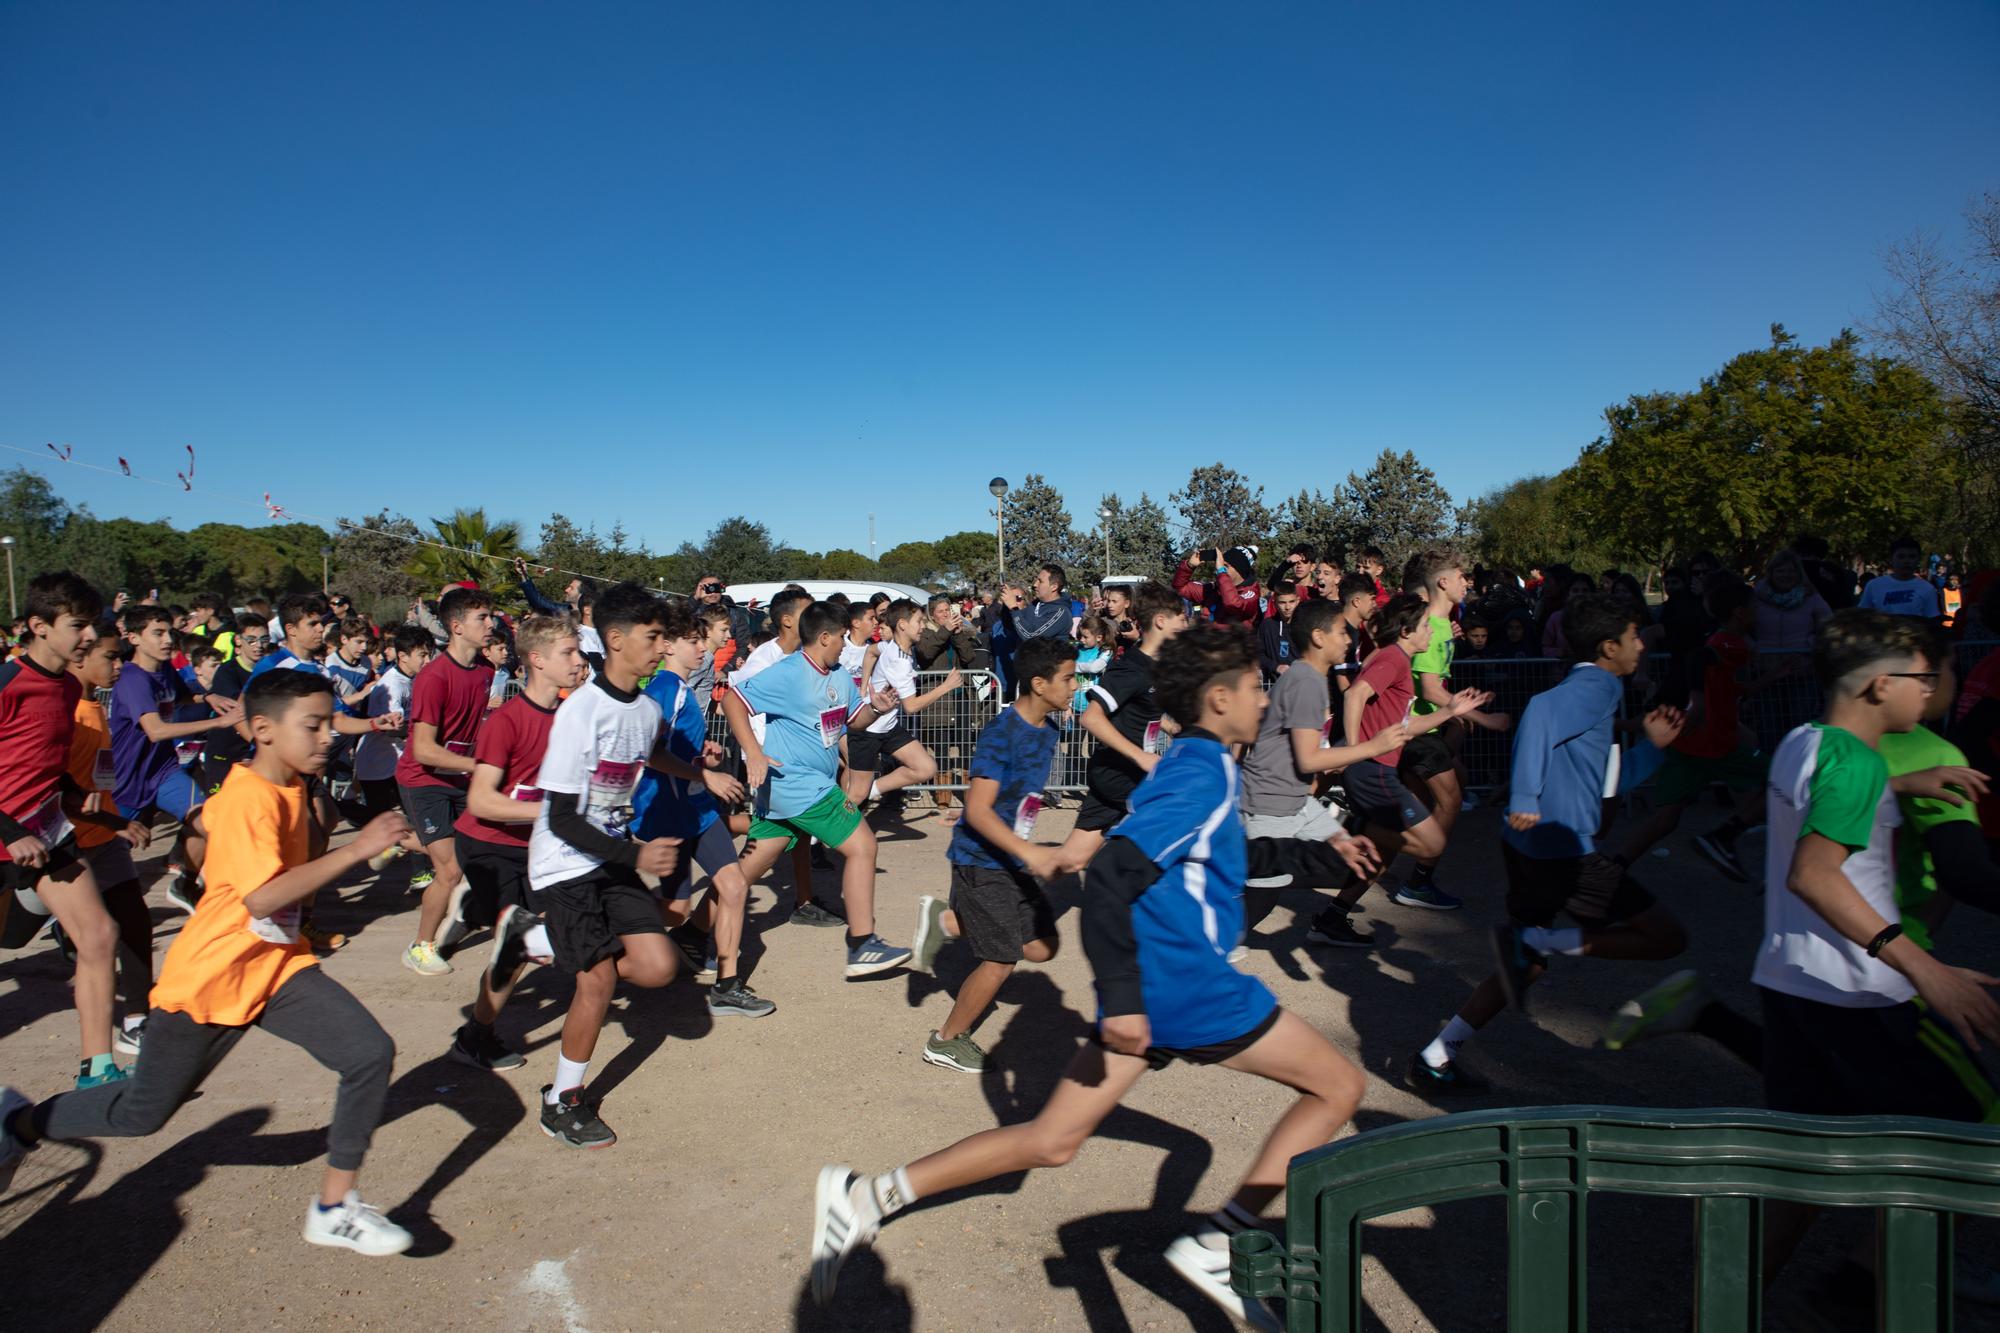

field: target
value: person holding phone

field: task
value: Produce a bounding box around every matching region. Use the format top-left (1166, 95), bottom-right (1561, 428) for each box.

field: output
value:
top-left (1172, 545), bottom-right (1263, 626)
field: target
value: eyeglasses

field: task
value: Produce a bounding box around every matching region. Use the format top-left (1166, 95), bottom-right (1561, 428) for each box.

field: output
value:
top-left (239, 635), bottom-right (270, 645)
top-left (1886, 671), bottom-right (1941, 694)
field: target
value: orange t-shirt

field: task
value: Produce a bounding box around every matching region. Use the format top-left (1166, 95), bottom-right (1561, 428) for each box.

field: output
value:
top-left (150, 763), bottom-right (316, 1025)
top-left (65, 696), bottom-right (119, 849)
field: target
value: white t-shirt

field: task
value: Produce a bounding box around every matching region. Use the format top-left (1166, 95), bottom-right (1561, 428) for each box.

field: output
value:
top-left (1751, 722), bottom-right (1910, 1007)
top-left (866, 639), bottom-right (919, 734)
top-left (1857, 575), bottom-right (1941, 619)
top-left (353, 667), bottom-right (412, 782)
top-left (730, 639), bottom-right (788, 745)
top-left (838, 637), bottom-right (872, 691)
top-left (528, 677), bottom-right (663, 890)
top-left (576, 624), bottom-right (605, 672)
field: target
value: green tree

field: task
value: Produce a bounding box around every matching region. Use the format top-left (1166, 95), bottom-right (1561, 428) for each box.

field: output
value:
top-left (818, 548), bottom-right (881, 580)
top-left (1340, 449), bottom-right (1457, 571)
top-left (186, 522), bottom-right (323, 600)
top-left (684, 516), bottom-right (793, 585)
top-left (1093, 492), bottom-right (1176, 581)
top-left (1000, 473), bottom-right (1076, 573)
top-left (406, 507), bottom-right (523, 591)
top-left (1461, 475), bottom-right (1615, 575)
top-left (878, 540), bottom-right (941, 586)
top-left (332, 511), bottom-right (425, 622)
top-left (1270, 487), bottom-right (1363, 574)
top-left (932, 530), bottom-right (998, 588)
top-left (0, 467), bottom-right (85, 588)
top-left (57, 517), bottom-right (202, 601)
top-left (1170, 463), bottom-right (1273, 553)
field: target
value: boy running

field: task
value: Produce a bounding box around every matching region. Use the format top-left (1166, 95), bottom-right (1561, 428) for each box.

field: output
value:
top-left (908, 637), bottom-right (1075, 1074)
top-left (731, 587), bottom-right (838, 927)
top-left (1, 670), bottom-right (416, 1255)
top-left (526, 584), bottom-right (682, 1148)
top-left (811, 627), bottom-right (1368, 1329)
top-left (845, 598), bottom-right (963, 808)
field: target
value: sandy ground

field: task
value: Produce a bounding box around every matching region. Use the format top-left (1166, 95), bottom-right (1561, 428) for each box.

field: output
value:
top-left (3, 798), bottom-right (1997, 1332)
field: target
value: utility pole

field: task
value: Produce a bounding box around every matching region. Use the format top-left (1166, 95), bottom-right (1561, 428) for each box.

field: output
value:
top-left (869, 513), bottom-right (876, 562)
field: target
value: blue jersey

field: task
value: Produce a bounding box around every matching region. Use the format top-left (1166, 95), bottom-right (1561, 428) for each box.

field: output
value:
top-left (324, 653), bottom-right (373, 716)
top-left (948, 704), bottom-right (1060, 871)
top-left (1105, 735), bottom-right (1274, 1048)
top-left (632, 671), bottom-right (718, 839)
top-left (734, 651), bottom-right (859, 820)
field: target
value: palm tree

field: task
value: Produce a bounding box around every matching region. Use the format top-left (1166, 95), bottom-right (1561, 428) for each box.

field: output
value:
top-left (404, 507), bottom-right (523, 590)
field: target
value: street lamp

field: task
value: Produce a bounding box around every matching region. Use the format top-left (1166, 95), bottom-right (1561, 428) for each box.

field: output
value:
top-left (0, 535), bottom-right (15, 619)
top-left (1097, 507), bottom-right (1112, 579)
top-left (988, 477), bottom-right (1009, 577)
top-left (320, 545), bottom-right (332, 594)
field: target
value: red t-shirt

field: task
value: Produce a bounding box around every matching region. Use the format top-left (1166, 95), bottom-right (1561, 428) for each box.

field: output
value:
top-left (1675, 630), bottom-right (1752, 759)
top-left (1355, 644), bottom-right (1414, 767)
top-left (394, 651), bottom-right (495, 790)
top-left (453, 693), bottom-right (557, 848)
top-left (0, 656), bottom-right (82, 860)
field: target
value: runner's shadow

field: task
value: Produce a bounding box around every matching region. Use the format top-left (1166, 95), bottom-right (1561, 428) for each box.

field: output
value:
top-left (790, 1247), bottom-right (915, 1330)
top-left (583, 975), bottom-right (716, 1103)
top-left (374, 1052), bottom-right (519, 1256)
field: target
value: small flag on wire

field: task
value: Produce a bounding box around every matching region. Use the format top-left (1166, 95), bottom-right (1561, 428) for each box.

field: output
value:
top-left (46, 442), bottom-right (72, 461)
top-left (118, 457), bottom-right (131, 475)
top-left (263, 491), bottom-right (289, 520)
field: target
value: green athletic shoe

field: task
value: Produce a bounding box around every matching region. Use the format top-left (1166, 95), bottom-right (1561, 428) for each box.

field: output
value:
top-left (74, 1061), bottom-right (130, 1090)
top-left (912, 896), bottom-right (951, 974)
top-left (408, 868), bottom-right (436, 892)
top-left (921, 1030), bottom-right (986, 1074)
top-left (1605, 969), bottom-right (1710, 1050)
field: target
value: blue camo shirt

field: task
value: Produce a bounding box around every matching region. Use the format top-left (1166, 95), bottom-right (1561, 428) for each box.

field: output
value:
top-left (633, 670), bottom-right (718, 839)
top-left (948, 704), bottom-right (1060, 870)
top-left (1104, 735), bottom-right (1275, 1048)
top-left (735, 651), bottom-right (859, 820)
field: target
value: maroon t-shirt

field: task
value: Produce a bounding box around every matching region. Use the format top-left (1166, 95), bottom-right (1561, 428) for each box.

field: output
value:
top-left (394, 651), bottom-right (494, 790)
top-left (1354, 643), bottom-right (1414, 768)
top-left (0, 656), bottom-right (81, 860)
top-left (453, 693), bottom-right (556, 849)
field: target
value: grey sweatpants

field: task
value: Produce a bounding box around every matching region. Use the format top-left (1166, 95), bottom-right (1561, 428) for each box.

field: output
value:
top-left (32, 966), bottom-right (394, 1171)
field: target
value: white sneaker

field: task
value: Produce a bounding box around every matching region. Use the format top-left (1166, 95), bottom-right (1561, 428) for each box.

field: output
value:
top-left (0, 1086), bottom-right (31, 1193)
top-left (366, 845), bottom-right (405, 873)
top-left (114, 1018), bottom-right (146, 1057)
top-left (301, 1190), bottom-right (413, 1256)
top-left (810, 1165), bottom-right (882, 1305)
top-left (402, 941), bottom-right (452, 976)
top-left (1165, 1231), bottom-right (1280, 1330)
top-left (436, 879), bottom-right (474, 953)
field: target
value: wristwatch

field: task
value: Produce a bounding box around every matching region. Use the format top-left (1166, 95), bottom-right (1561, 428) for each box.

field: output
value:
top-left (1865, 923), bottom-right (1903, 958)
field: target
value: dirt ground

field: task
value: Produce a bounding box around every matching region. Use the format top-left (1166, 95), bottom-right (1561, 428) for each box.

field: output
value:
top-left (3, 799), bottom-right (1997, 1331)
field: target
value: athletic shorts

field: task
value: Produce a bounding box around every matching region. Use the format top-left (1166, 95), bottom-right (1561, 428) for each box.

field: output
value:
top-left (1398, 720), bottom-right (1462, 781)
top-left (359, 777), bottom-right (401, 821)
top-left (1759, 986), bottom-right (1995, 1121)
top-left (1342, 759), bottom-right (1430, 832)
top-left (0, 832), bottom-right (81, 899)
top-left (455, 833), bottom-right (529, 930)
top-left (658, 820), bottom-right (741, 901)
top-left (847, 722), bottom-right (915, 776)
top-left (1652, 744), bottom-right (1769, 807)
top-left (1501, 843), bottom-right (1654, 929)
top-left (81, 836), bottom-right (139, 889)
top-left (400, 783), bottom-right (466, 845)
top-left (1094, 1005), bottom-right (1283, 1073)
top-left (949, 862), bottom-right (1057, 964)
top-left (1243, 798), bottom-right (1347, 845)
top-left (747, 786), bottom-right (863, 851)
top-left (530, 865), bottom-right (664, 974)
top-left (119, 765), bottom-right (206, 824)
top-left (1074, 789), bottom-right (1127, 834)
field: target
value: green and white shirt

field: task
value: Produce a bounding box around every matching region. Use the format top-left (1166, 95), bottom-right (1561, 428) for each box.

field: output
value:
top-left (1753, 722), bottom-right (1908, 1007)
top-left (1879, 725), bottom-right (1981, 952)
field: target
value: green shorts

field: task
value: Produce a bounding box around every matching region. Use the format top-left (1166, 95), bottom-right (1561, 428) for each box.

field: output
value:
top-left (747, 786), bottom-right (863, 851)
top-left (1653, 744), bottom-right (1768, 807)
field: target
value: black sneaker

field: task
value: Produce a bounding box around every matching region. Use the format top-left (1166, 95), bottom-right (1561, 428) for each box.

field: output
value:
top-left (667, 924), bottom-right (708, 974)
top-left (790, 900), bottom-right (847, 928)
top-left (1404, 1052), bottom-right (1488, 1097)
top-left (1305, 909), bottom-right (1373, 949)
top-left (1491, 924), bottom-right (1545, 1013)
top-left (539, 1085), bottom-right (616, 1149)
top-left (449, 1022), bottom-right (526, 1072)
top-left (708, 978), bottom-right (777, 1019)
top-left (485, 905), bottom-right (542, 992)
top-left (1691, 832), bottom-right (1748, 884)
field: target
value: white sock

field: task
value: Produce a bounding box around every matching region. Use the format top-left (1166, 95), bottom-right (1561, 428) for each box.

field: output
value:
top-left (522, 923), bottom-right (552, 958)
top-left (1520, 926), bottom-right (1585, 956)
top-left (547, 1055), bottom-right (589, 1105)
top-left (1421, 1016), bottom-right (1478, 1069)
top-left (868, 780), bottom-right (882, 802)
top-left (871, 1165), bottom-right (917, 1216)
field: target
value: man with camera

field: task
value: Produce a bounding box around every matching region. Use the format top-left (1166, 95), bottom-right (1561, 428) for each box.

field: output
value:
top-left (1173, 545), bottom-right (1264, 626)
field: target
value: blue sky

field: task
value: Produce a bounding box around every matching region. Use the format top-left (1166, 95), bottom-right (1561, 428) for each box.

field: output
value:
top-left (3, 1), bottom-right (1996, 563)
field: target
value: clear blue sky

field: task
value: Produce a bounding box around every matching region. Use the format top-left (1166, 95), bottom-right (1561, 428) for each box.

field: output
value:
top-left (4, 1), bottom-right (1996, 564)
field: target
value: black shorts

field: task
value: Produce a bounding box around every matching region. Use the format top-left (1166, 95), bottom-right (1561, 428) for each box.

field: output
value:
top-left (847, 722), bottom-right (916, 776)
top-left (0, 833), bottom-right (82, 898)
top-left (1074, 790), bottom-right (1125, 833)
top-left (1342, 759), bottom-right (1430, 832)
top-left (1759, 986), bottom-right (1993, 1121)
top-left (1501, 843), bottom-right (1654, 929)
top-left (658, 821), bottom-right (741, 901)
top-left (1398, 719), bottom-right (1462, 781)
top-left (400, 783), bottom-right (465, 845)
top-left (530, 865), bottom-right (664, 974)
top-left (359, 777), bottom-right (402, 821)
top-left (1095, 1005), bottom-right (1283, 1072)
top-left (455, 833), bottom-right (529, 929)
top-left (950, 862), bottom-right (1057, 964)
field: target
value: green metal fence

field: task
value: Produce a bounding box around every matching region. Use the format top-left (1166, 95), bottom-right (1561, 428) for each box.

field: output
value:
top-left (1230, 1106), bottom-right (2000, 1331)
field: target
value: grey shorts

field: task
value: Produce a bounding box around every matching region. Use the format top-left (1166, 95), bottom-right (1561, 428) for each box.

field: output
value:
top-left (949, 862), bottom-right (1058, 964)
top-left (399, 783), bottom-right (466, 846)
top-left (1242, 798), bottom-right (1348, 888)
top-left (660, 821), bottom-right (741, 901)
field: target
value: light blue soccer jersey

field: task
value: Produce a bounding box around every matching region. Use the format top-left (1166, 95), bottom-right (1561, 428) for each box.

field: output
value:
top-left (735, 651), bottom-right (860, 820)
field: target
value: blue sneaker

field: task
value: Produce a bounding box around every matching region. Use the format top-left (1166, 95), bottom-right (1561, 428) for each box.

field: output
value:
top-left (844, 934), bottom-right (912, 978)
top-left (74, 1061), bottom-right (130, 1091)
top-left (1390, 880), bottom-right (1462, 911)
top-left (1404, 1052), bottom-right (1488, 1098)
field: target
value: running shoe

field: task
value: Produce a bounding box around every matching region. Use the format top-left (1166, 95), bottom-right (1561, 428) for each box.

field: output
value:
top-left (539, 1085), bottom-right (616, 1149)
top-left (449, 1022), bottom-right (526, 1071)
top-left (365, 844), bottom-right (406, 874)
top-left (401, 940), bottom-right (452, 976)
top-left (165, 874), bottom-right (201, 915)
top-left (810, 1165), bottom-right (884, 1305)
top-left (1391, 880), bottom-right (1462, 911)
top-left (1165, 1231), bottom-right (1281, 1331)
top-left (1305, 910), bottom-right (1374, 949)
top-left (912, 895), bottom-right (950, 973)
top-left (302, 1190), bottom-right (413, 1256)
top-left (407, 867), bottom-right (436, 892)
top-left (485, 904), bottom-right (542, 990)
top-left (74, 1061), bottom-right (129, 1091)
top-left (844, 934), bottom-right (912, 978)
top-left (667, 923), bottom-right (708, 975)
top-left (1404, 1051), bottom-right (1489, 1097)
top-left (437, 879), bottom-right (474, 952)
top-left (791, 900), bottom-right (846, 928)
top-left (921, 1030), bottom-right (986, 1074)
top-left (0, 1086), bottom-right (30, 1193)
top-left (1604, 969), bottom-right (1710, 1051)
top-left (1692, 832), bottom-right (1748, 884)
top-left (708, 978), bottom-right (777, 1019)
top-left (300, 922), bottom-right (348, 954)
top-left (114, 1018), bottom-right (146, 1058)
top-left (1490, 923), bottom-right (1544, 1012)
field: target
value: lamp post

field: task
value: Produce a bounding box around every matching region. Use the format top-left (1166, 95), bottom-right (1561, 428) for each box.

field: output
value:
top-left (988, 477), bottom-right (1009, 577)
top-left (1097, 507), bottom-right (1112, 579)
top-left (320, 545), bottom-right (332, 594)
top-left (1, 535), bottom-right (15, 619)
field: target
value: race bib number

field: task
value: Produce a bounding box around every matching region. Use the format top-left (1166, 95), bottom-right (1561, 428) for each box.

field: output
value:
top-left (510, 783), bottom-right (544, 804)
top-left (24, 794), bottom-right (72, 848)
top-left (1013, 793), bottom-right (1042, 840)
top-left (1143, 721), bottom-right (1166, 755)
top-left (819, 706), bottom-right (847, 749)
top-left (246, 906), bottom-right (301, 945)
top-left (851, 675), bottom-right (864, 693)
top-left (586, 759), bottom-right (640, 839)
top-left (174, 739), bottom-right (204, 767)
top-left (444, 740), bottom-right (474, 757)
top-left (92, 747), bottom-right (119, 791)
